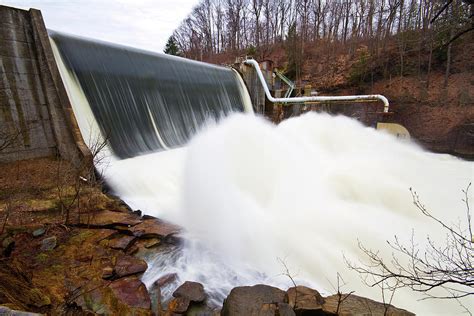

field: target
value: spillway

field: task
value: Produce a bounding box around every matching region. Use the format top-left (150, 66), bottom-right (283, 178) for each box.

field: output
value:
top-left (50, 31), bottom-right (252, 158)
top-left (50, 32), bottom-right (473, 315)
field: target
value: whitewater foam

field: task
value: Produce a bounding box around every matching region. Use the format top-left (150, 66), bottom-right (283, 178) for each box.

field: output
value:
top-left (105, 113), bottom-right (473, 315)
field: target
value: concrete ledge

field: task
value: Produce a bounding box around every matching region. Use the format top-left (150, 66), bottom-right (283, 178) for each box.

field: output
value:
top-left (0, 5), bottom-right (91, 167)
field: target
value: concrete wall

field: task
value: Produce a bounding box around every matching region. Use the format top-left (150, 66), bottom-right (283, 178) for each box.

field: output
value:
top-left (0, 5), bottom-right (89, 166)
top-left (237, 60), bottom-right (266, 115)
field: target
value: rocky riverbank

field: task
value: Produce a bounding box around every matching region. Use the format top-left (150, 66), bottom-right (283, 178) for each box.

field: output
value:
top-left (0, 158), bottom-right (415, 315)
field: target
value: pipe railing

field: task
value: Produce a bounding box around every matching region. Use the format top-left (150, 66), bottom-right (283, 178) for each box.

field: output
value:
top-left (244, 59), bottom-right (389, 113)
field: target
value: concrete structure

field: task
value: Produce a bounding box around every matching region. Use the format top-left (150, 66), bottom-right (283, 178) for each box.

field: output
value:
top-left (0, 5), bottom-right (89, 166)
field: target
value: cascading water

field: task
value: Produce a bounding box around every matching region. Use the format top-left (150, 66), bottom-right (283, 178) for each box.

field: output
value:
top-left (50, 32), bottom-right (473, 315)
top-left (49, 31), bottom-right (252, 158)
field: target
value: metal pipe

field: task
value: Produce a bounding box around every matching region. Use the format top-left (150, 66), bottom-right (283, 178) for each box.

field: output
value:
top-left (244, 59), bottom-right (389, 113)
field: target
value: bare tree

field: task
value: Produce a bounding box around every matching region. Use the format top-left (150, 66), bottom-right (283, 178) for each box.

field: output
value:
top-left (347, 184), bottom-right (473, 303)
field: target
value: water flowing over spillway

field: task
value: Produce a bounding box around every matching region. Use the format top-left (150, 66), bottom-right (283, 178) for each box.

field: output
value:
top-left (51, 33), bottom-right (473, 315)
top-left (50, 31), bottom-right (252, 158)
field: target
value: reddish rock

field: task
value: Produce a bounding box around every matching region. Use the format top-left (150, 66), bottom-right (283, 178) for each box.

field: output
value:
top-left (129, 219), bottom-right (180, 239)
top-left (110, 276), bottom-right (151, 310)
top-left (108, 235), bottom-right (135, 250)
top-left (114, 255), bottom-right (147, 278)
top-left (154, 273), bottom-right (178, 288)
top-left (173, 281), bottom-right (206, 303)
top-left (168, 297), bottom-right (190, 314)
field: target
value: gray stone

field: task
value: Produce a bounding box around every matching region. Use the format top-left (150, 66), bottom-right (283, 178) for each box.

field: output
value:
top-left (40, 236), bottom-right (56, 251)
top-left (32, 227), bottom-right (45, 237)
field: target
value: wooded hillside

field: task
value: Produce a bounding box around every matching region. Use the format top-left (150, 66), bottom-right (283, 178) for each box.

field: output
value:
top-left (170, 0), bottom-right (471, 83)
top-left (167, 0), bottom-right (474, 157)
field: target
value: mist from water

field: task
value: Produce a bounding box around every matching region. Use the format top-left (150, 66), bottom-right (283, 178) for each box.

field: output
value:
top-left (105, 113), bottom-right (472, 315)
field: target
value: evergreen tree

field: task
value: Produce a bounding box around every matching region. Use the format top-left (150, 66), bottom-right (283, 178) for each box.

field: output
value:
top-left (285, 22), bottom-right (302, 81)
top-left (164, 36), bottom-right (181, 56)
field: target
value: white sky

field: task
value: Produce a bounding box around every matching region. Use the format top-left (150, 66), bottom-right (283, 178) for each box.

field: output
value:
top-left (0, 0), bottom-right (199, 52)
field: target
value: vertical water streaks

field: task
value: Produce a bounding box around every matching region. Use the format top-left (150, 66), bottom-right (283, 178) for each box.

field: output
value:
top-left (50, 31), bottom-right (251, 158)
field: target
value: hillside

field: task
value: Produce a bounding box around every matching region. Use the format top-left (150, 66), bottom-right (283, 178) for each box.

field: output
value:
top-left (167, 0), bottom-right (473, 157)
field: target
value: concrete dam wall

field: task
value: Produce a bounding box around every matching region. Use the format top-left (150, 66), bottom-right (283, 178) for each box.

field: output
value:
top-left (0, 5), bottom-right (88, 165)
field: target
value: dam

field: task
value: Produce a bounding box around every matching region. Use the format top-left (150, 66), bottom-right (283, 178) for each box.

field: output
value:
top-left (1, 4), bottom-right (473, 316)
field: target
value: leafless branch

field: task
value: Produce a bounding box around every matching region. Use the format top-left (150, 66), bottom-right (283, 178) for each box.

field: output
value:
top-left (347, 185), bottom-right (473, 306)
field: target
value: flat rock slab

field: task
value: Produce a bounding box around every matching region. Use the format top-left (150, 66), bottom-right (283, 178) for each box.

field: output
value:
top-left (108, 235), bottom-right (135, 250)
top-left (128, 219), bottom-right (180, 239)
top-left (110, 276), bottom-right (151, 310)
top-left (78, 210), bottom-right (141, 227)
top-left (322, 294), bottom-right (415, 316)
top-left (114, 255), bottom-right (147, 278)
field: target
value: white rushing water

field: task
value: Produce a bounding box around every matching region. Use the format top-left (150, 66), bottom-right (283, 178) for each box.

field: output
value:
top-left (51, 36), bottom-right (473, 315)
top-left (105, 113), bottom-right (472, 315)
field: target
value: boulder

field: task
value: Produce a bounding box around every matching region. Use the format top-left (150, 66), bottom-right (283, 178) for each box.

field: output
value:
top-left (114, 255), bottom-right (147, 278)
top-left (166, 281), bottom-right (207, 315)
top-left (173, 281), bottom-right (206, 303)
top-left (287, 286), bottom-right (324, 314)
top-left (221, 284), bottom-right (289, 316)
top-left (322, 294), bottom-right (415, 316)
top-left (109, 276), bottom-right (151, 310)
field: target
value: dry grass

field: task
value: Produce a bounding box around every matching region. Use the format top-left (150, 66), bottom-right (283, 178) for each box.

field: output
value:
top-left (0, 157), bottom-right (119, 228)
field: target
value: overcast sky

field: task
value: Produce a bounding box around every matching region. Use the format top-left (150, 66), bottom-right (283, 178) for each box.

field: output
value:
top-left (0, 0), bottom-right (199, 52)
